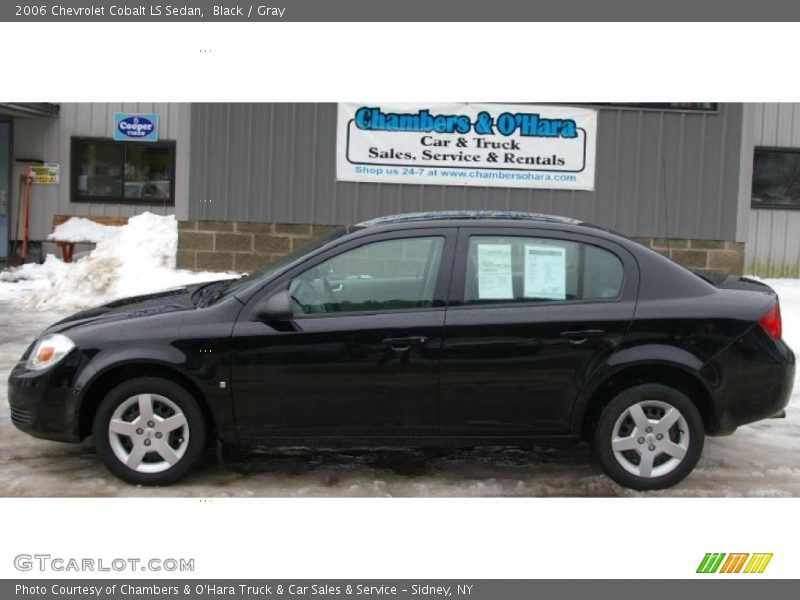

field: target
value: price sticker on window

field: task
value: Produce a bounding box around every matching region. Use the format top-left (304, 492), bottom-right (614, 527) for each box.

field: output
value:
top-left (477, 244), bottom-right (513, 299)
top-left (524, 244), bottom-right (566, 299)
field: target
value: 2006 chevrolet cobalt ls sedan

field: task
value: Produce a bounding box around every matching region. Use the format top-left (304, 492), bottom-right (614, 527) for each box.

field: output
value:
top-left (8, 211), bottom-right (794, 489)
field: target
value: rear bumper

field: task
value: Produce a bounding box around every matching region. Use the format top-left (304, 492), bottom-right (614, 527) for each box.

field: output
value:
top-left (701, 326), bottom-right (794, 434)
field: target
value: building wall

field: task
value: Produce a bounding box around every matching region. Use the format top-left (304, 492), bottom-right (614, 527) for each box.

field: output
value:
top-left (634, 237), bottom-right (745, 274)
top-left (745, 103), bottom-right (800, 277)
top-left (188, 103), bottom-right (746, 242)
top-left (10, 102), bottom-right (750, 274)
top-left (176, 220), bottom-right (745, 275)
top-left (176, 220), bottom-right (338, 272)
top-left (10, 102), bottom-right (190, 243)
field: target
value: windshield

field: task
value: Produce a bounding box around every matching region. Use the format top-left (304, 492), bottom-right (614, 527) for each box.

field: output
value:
top-left (208, 227), bottom-right (348, 304)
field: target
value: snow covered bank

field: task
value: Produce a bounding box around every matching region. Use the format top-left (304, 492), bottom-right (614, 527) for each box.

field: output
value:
top-left (0, 212), bottom-right (236, 311)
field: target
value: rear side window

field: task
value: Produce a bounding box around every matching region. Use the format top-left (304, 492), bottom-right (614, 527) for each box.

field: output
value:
top-left (583, 244), bottom-right (624, 299)
top-left (464, 236), bottom-right (623, 305)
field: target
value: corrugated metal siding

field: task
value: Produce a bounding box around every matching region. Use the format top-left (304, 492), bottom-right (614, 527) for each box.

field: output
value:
top-left (746, 103), bottom-right (800, 276)
top-left (10, 102), bottom-right (190, 241)
top-left (747, 209), bottom-right (800, 277)
top-left (752, 102), bottom-right (800, 147)
top-left (189, 103), bottom-right (744, 241)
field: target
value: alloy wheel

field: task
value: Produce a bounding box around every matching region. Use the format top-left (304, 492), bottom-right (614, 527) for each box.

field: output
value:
top-left (610, 399), bottom-right (690, 478)
top-left (107, 393), bottom-right (190, 474)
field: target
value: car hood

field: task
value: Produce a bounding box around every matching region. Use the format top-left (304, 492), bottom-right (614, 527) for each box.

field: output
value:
top-left (45, 285), bottom-right (203, 334)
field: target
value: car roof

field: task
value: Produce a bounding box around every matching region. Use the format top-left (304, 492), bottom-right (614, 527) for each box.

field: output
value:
top-left (355, 211), bottom-right (583, 228)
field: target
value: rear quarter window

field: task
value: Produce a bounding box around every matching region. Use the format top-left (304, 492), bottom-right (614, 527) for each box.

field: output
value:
top-left (583, 244), bottom-right (624, 299)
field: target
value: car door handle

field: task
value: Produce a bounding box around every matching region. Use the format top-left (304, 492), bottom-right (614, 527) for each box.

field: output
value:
top-left (559, 329), bottom-right (605, 344)
top-left (382, 336), bottom-right (429, 352)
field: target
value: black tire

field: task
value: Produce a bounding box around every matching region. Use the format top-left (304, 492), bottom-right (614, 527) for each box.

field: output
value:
top-left (93, 377), bottom-right (206, 485)
top-left (594, 383), bottom-right (704, 490)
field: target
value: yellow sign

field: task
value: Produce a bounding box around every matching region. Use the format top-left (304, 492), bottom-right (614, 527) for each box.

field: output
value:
top-left (30, 163), bottom-right (59, 185)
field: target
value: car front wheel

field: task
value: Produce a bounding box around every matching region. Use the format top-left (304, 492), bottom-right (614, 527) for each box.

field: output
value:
top-left (93, 377), bottom-right (206, 485)
top-left (594, 384), bottom-right (704, 490)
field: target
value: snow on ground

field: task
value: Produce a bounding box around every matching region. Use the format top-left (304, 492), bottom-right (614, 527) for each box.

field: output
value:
top-left (0, 227), bottom-right (798, 496)
top-left (0, 212), bottom-right (236, 311)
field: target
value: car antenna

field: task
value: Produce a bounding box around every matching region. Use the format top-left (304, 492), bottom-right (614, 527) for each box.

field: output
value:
top-left (661, 156), bottom-right (672, 256)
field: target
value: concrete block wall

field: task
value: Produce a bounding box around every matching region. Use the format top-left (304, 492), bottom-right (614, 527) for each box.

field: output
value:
top-left (177, 220), bottom-right (746, 277)
top-left (176, 221), bottom-right (339, 273)
top-left (632, 237), bottom-right (745, 275)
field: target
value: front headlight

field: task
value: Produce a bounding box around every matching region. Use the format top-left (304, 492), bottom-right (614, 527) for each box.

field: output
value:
top-left (26, 334), bottom-right (76, 371)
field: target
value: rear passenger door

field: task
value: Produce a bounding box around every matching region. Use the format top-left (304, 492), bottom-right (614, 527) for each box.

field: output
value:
top-left (439, 228), bottom-right (638, 436)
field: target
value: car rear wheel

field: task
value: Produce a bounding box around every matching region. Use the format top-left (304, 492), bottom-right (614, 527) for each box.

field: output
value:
top-left (93, 377), bottom-right (206, 485)
top-left (594, 384), bottom-right (704, 490)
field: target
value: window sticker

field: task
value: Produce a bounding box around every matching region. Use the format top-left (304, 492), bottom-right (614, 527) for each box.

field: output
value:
top-left (477, 244), bottom-right (513, 299)
top-left (524, 244), bottom-right (566, 299)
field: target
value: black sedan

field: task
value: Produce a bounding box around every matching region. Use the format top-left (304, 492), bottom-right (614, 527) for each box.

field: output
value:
top-left (7, 211), bottom-right (794, 489)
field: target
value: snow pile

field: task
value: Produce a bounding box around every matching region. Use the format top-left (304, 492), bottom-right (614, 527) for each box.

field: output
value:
top-left (0, 212), bottom-right (236, 311)
top-left (47, 217), bottom-right (120, 243)
top-left (0, 254), bottom-right (71, 284)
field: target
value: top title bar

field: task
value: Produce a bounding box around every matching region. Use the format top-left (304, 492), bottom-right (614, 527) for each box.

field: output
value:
top-left (5, 0), bottom-right (800, 21)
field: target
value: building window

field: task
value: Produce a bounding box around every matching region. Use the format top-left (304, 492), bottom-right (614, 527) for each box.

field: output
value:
top-left (71, 137), bottom-right (175, 204)
top-left (752, 148), bottom-right (800, 210)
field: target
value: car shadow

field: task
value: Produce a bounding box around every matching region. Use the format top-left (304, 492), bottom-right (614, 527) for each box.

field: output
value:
top-left (216, 441), bottom-right (599, 481)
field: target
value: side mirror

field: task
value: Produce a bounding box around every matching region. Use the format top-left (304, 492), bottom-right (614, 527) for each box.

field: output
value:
top-left (254, 289), bottom-right (294, 322)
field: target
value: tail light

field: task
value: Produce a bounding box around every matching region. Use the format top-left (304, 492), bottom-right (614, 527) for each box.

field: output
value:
top-left (758, 300), bottom-right (782, 341)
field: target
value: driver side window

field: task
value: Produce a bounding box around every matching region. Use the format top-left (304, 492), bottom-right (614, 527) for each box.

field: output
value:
top-left (289, 237), bottom-right (445, 315)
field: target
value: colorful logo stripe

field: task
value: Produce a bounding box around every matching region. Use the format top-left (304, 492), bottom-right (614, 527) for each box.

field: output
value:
top-left (697, 553), bottom-right (773, 574)
top-left (744, 553), bottom-right (773, 573)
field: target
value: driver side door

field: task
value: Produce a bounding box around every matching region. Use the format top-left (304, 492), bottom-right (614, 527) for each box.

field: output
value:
top-left (229, 228), bottom-right (456, 440)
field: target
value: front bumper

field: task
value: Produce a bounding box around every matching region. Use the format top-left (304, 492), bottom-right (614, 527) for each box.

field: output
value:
top-left (7, 352), bottom-right (90, 443)
top-left (701, 326), bottom-right (795, 434)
